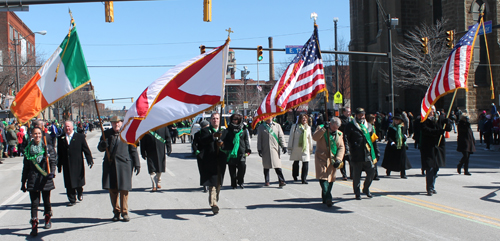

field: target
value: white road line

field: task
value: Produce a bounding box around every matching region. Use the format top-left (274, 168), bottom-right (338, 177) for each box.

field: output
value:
top-left (166, 169), bottom-right (176, 177)
top-left (0, 191), bottom-right (28, 220)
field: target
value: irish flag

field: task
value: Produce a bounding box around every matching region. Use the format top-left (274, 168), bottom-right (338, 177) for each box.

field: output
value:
top-left (11, 22), bottom-right (90, 124)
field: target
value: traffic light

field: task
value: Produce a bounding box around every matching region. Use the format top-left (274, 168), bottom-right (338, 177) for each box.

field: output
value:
top-left (200, 45), bottom-right (206, 54)
top-left (257, 45), bottom-right (263, 61)
top-left (203, 0), bottom-right (211, 22)
top-left (105, 1), bottom-right (114, 23)
top-left (420, 37), bottom-right (429, 54)
top-left (446, 30), bottom-right (454, 49)
top-left (112, 99), bottom-right (114, 104)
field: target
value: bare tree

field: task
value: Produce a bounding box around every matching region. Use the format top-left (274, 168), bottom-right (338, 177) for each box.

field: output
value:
top-left (381, 19), bottom-right (449, 91)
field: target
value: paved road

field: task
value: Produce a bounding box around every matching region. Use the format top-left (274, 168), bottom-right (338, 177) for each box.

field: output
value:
top-left (0, 128), bottom-right (500, 240)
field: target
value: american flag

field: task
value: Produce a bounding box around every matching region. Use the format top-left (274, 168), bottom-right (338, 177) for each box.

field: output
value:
top-left (256, 84), bottom-right (262, 91)
top-left (421, 18), bottom-right (482, 121)
top-left (252, 25), bottom-right (326, 128)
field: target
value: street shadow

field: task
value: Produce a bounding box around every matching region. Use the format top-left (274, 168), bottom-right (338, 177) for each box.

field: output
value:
top-left (368, 191), bottom-right (427, 197)
top-left (131, 208), bottom-right (211, 220)
top-left (168, 152), bottom-right (192, 159)
top-left (164, 187), bottom-right (207, 193)
top-left (70, 189), bottom-right (108, 196)
top-left (0, 217), bottom-right (110, 239)
top-left (0, 202), bottom-right (72, 211)
top-left (463, 183), bottom-right (500, 204)
top-left (246, 198), bottom-right (353, 213)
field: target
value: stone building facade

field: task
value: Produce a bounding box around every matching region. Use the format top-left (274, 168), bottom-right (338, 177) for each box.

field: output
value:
top-left (349, 0), bottom-right (500, 120)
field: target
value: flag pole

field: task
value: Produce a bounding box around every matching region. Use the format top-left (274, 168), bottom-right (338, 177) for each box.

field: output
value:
top-left (43, 135), bottom-right (51, 175)
top-left (438, 89), bottom-right (458, 146)
top-left (89, 82), bottom-right (112, 162)
top-left (323, 93), bottom-right (332, 163)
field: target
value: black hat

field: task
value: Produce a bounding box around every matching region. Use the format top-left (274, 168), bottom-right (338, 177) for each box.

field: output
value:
top-left (393, 114), bottom-right (404, 120)
top-left (355, 108), bottom-right (365, 115)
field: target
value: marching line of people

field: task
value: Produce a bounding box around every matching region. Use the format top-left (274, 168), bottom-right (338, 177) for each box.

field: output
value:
top-left (16, 103), bottom-right (472, 236)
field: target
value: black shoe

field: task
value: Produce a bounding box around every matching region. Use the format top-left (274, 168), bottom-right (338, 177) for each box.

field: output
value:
top-left (373, 176), bottom-right (380, 180)
top-left (279, 181), bottom-right (286, 187)
top-left (239, 184), bottom-right (244, 189)
top-left (78, 194), bottom-right (83, 201)
top-left (427, 191), bottom-right (433, 196)
top-left (386, 170), bottom-right (391, 176)
top-left (67, 202), bottom-right (76, 207)
top-left (432, 190), bottom-right (437, 194)
top-left (30, 218), bottom-right (38, 236)
top-left (342, 176), bottom-right (348, 181)
top-left (355, 195), bottom-right (361, 200)
top-left (122, 214), bottom-right (130, 222)
top-left (293, 176), bottom-right (298, 181)
top-left (326, 200), bottom-right (333, 207)
top-left (302, 180), bottom-right (308, 184)
top-left (112, 212), bottom-right (120, 222)
top-left (232, 186), bottom-right (236, 189)
top-left (464, 172), bottom-right (472, 176)
top-left (400, 175), bottom-right (407, 179)
top-left (211, 205), bottom-right (219, 215)
top-left (457, 164), bottom-right (461, 174)
top-left (363, 190), bottom-right (373, 198)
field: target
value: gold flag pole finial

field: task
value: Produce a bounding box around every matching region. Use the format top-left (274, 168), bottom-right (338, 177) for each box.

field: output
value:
top-left (225, 27), bottom-right (233, 40)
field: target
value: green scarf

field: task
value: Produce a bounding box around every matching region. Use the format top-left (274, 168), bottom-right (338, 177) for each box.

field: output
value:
top-left (228, 129), bottom-right (243, 161)
top-left (390, 123), bottom-right (403, 149)
top-left (24, 141), bottom-right (47, 176)
top-left (318, 124), bottom-right (337, 156)
top-left (354, 120), bottom-right (377, 162)
top-left (298, 124), bottom-right (307, 152)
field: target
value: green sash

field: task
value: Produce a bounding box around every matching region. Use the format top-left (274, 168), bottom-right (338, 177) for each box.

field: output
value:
top-left (149, 130), bottom-right (166, 144)
top-left (354, 120), bottom-right (377, 162)
top-left (264, 123), bottom-right (281, 146)
top-left (318, 125), bottom-right (338, 156)
top-left (390, 124), bottom-right (404, 149)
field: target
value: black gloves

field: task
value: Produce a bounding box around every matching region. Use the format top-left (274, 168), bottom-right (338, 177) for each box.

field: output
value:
top-left (21, 182), bottom-right (27, 193)
top-left (324, 121), bottom-right (330, 130)
top-left (245, 149), bottom-right (252, 155)
top-left (98, 141), bottom-right (108, 150)
top-left (88, 160), bottom-right (94, 169)
top-left (282, 148), bottom-right (287, 154)
top-left (134, 166), bottom-right (140, 175)
top-left (58, 167), bottom-right (62, 173)
top-left (46, 173), bottom-right (55, 180)
top-left (333, 160), bottom-right (342, 168)
top-left (258, 150), bottom-right (263, 157)
top-left (167, 149), bottom-right (172, 156)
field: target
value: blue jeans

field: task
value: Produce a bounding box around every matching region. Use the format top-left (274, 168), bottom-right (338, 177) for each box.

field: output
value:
top-left (426, 167), bottom-right (439, 192)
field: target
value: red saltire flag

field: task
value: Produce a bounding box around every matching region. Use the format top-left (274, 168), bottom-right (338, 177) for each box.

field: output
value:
top-left (252, 25), bottom-right (326, 128)
top-left (120, 39), bottom-right (230, 145)
top-left (421, 17), bottom-right (482, 122)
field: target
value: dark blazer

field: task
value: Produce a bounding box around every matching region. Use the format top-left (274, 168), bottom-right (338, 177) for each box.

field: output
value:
top-left (457, 120), bottom-right (476, 153)
top-left (57, 132), bottom-right (93, 189)
top-left (21, 142), bottom-right (56, 191)
top-left (221, 124), bottom-right (251, 164)
top-left (420, 115), bottom-right (452, 168)
top-left (199, 127), bottom-right (226, 186)
top-left (140, 127), bottom-right (172, 174)
top-left (98, 129), bottom-right (140, 191)
top-left (344, 120), bottom-right (380, 163)
top-left (382, 125), bottom-right (411, 171)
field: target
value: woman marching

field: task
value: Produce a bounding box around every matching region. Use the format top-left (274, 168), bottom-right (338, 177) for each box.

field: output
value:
top-left (21, 127), bottom-right (56, 236)
top-left (382, 114), bottom-right (412, 178)
top-left (457, 114), bottom-right (475, 175)
top-left (222, 114), bottom-right (251, 189)
top-left (287, 114), bottom-right (313, 184)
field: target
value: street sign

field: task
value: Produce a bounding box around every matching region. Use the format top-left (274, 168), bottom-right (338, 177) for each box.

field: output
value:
top-left (334, 91), bottom-right (343, 104)
top-left (285, 45), bottom-right (303, 54)
top-left (243, 101), bottom-right (248, 108)
top-left (469, 20), bottom-right (492, 35)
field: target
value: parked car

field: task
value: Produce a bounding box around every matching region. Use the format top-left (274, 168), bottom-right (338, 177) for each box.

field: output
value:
top-left (190, 113), bottom-right (231, 153)
top-left (102, 122), bottom-right (112, 131)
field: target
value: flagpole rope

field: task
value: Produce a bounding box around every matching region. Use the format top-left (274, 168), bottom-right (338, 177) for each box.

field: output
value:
top-left (481, 15), bottom-right (495, 99)
top-left (54, 16), bottom-right (74, 82)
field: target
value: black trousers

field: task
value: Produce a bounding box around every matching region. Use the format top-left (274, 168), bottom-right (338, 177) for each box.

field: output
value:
top-left (458, 152), bottom-right (471, 173)
top-left (292, 161), bottom-right (308, 181)
top-left (264, 168), bottom-right (285, 183)
top-left (352, 161), bottom-right (375, 196)
top-left (29, 190), bottom-right (51, 219)
top-left (66, 186), bottom-right (83, 203)
top-left (339, 156), bottom-right (352, 179)
top-left (228, 161), bottom-right (246, 187)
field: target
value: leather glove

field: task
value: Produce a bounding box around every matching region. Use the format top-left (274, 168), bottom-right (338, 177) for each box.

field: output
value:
top-left (333, 159), bottom-right (342, 168)
top-left (21, 182), bottom-right (27, 193)
top-left (134, 166), bottom-right (140, 176)
top-left (167, 149), bottom-right (172, 156)
top-left (98, 141), bottom-right (108, 150)
top-left (282, 148), bottom-right (287, 154)
top-left (217, 141), bottom-right (224, 147)
top-left (46, 173), bottom-right (55, 180)
top-left (88, 160), bottom-right (94, 169)
top-left (58, 167), bottom-right (62, 173)
top-left (213, 132), bottom-right (222, 138)
top-left (258, 150), bottom-right (263, 157)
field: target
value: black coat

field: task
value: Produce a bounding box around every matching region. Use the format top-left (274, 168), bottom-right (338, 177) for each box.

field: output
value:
top-left (221, 124), bottom-right (251, 165)
top-left (21, 142), bottom-right (56, 191)
top-left (98, 129), bottom-right (140, 191)
top-left (382, 125), bottom-right (411, 171)
top-left (198, 127), bottom-right (226, 186)
top-left (344, 120), bottom-right (380, 163)
top-left (140, 127), bottom-right (172, 174)
top-left (420, 115), bottom-right (452, 169)
top-left (57, 133), bottom-right (93, 189)
top-left (457, 120), bottom-right (476, 153)
top-left (192, 130), bottom-right (204, 186)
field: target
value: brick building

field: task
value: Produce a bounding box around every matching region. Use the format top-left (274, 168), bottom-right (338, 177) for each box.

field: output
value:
top-left (349, 0), bottom-right (500, 120)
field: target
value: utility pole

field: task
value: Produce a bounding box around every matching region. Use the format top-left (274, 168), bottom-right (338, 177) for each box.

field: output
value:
top-left (241, 66), bottom-right (250, 116)
top-left (268, 37), bottom-right (274, 82)
top-left (334, 17), bottom-right (339, 93)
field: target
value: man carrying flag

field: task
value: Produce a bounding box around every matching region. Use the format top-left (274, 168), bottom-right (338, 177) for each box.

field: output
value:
top-left (420, 15), bottom-right (483, 196)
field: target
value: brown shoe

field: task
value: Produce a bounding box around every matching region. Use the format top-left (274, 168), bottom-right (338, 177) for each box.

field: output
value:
top-left (151, 187), bottom-right (157, 192)
top-left (157, 184), bottom-right (161, 189)
top-left (122, 214), bottom-right (130, 222)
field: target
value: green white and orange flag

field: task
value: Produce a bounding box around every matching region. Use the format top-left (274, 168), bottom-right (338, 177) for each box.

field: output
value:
top-left (11, 19), bottom-right (90, 124)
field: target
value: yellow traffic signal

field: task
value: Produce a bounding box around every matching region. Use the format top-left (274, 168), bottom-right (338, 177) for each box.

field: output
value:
top-left (200, 45), bottom-right (206, 54)
top-left (257, 45), bottom-right (263, 61)
top-left (446, 30), bottom-right (454, 49)
top-left (105, 1), bottom-right (114, 23)
top-left (112, 99), bottom-right (114, 104)
top-left (131, 98), bottom-right (134, 102)
top-left (203, 0), bottom-right (211, 22)
top-left (420, 37), bottom-right (429, 54)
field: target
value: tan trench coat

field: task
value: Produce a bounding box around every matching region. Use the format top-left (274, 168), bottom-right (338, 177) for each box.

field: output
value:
top-left (312, 127), bottom-right (345, 182)
top-left (257, 122), bottom-right (286, 169)
top-left (287, 124), bottom-right (313, 162)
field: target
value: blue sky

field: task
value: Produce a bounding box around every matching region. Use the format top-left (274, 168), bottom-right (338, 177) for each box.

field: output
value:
top-left (17, 0), bottom-right (350, 110)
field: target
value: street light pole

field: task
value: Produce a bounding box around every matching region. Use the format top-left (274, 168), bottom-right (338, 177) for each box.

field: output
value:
top-left (334, 17), bottom-right (339, 93)
top-left (12, 30), bottom-right (47, 93)
top-left (386, 14), bottom-right (398, 115)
